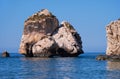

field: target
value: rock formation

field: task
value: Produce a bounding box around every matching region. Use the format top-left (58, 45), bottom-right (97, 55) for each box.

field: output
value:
top-left (53, 21), bottom-right (83, 57)
top-left (106, 19), bottom-right (120, 56)
top-left (32, 36), bottom-right (58, 57)
top-left (19, 9), bottom-right (83, 57)
top-left (96, 54), bottom-right (120, 61)
top-left (19, 9), bottom-right (59, 57)
top-left (96, 19), bottom-right (120, 61)
top-left (2, 51), bottom-right (10, 57)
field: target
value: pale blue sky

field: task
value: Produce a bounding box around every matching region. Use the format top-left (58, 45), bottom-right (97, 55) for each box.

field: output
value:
top-left (0, 0), bottom-right (120, 53)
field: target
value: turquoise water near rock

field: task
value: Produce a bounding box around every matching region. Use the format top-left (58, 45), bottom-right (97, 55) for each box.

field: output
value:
top-left (0, 53), bottom-right (120, 79)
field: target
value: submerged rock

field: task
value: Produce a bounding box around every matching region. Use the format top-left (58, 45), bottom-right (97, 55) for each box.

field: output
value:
top-left (2, 51), bottom-right (10, 57)
top-left (96, 55), bottom-right (109, 60)
top-left (19, 9), bottom-right (83, 57)
top-left (96, 54), bottom-right (120, 61)
top-left (106, 19), bottom-right (120, 56)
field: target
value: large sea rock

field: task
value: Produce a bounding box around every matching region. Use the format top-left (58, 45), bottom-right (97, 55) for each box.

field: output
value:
top-left (96, 19), bottom-right (120, 61)
top-left (106, 19), bottom-right (120, 56)
top-left (19, 9), bottom-right (83, 57)
top-left (53, 21), bottom-right (83, 57)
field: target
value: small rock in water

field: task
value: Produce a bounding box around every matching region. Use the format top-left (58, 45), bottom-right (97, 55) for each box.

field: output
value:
top-left (96, 55), bottom-right (108, 60)
top-left (2, 51), bottom-right (10, 57)
top-left (96, 54), bottom-right (120, 61)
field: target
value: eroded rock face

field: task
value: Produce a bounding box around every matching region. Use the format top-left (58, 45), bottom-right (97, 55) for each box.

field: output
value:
top-left (53, 21), bottom-right (83, 57)
top-left (19, 9), bottom-right (83, 57)
top-left (19, 9), bottom-right (59, 56)
top-left (106, 19), bottom-right (120, 56)
top-left (32, 36), bottom-right (58, 57)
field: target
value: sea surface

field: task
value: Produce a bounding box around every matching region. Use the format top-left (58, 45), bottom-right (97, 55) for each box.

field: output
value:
top-left (0, 53), bottom-right (120, 79)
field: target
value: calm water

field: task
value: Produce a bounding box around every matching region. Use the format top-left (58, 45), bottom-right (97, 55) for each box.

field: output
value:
top-left (0, 53), bottom-right (120, 79)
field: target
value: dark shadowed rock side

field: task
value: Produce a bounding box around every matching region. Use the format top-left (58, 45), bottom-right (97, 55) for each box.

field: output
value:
top-left (2, 51), bottom-right (10, 57)
top-left (96, 19), bottom-right (120, 61)
top-left (19, 9), bottom-right (83, 57)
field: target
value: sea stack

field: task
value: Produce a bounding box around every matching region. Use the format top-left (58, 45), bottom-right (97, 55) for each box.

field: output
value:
top-left (106, 19), bottom-right (120, 56)
top-left (96, 19), bottom-right (120, 61)
top-left (19, 9), bottom-right (83, 57)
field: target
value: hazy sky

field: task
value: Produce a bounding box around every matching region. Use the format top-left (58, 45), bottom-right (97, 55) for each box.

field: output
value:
top-left (0, 0), bottom-right (120, 53)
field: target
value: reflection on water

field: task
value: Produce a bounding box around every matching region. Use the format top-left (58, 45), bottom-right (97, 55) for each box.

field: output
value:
top-left (107, 61), bottom-right (120, 70)
top-left (20, 57), bottom-right (77, 79)
top-left (107, 61), bottom-right (120, 79)
top-left (1, 53), bottom-right (120, 79)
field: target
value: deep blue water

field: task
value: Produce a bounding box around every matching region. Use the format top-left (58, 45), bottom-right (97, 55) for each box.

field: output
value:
top-left (0, 53), bottom-right (120, 79)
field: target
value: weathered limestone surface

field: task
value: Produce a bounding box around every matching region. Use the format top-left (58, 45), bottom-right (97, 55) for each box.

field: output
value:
top-left (19, 9), bottom-right (83, 57)
top-left (106, 19), bottom-right (120, 56)
top-left (96, 19), bottom-right (120, 61)
top-left (32, 36), bottom-right (58, 57)
top-left (53, 21), bottom-right (83, 57)
top-left (19, 9), bottom-right (59, 57)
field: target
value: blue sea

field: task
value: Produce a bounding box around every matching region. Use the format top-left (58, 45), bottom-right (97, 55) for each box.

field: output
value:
top-left (0, 53), bottom-right (120, 79)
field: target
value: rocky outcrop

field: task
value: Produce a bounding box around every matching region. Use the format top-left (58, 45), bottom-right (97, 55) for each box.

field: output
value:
top-left (32, 36), bottom-right (58, 57)
top-left (53, 21), bottom-right (83, 57)
top-left (96, 55), bottom-right (120, 61)
top-left (2, 51), bottom-right (10, 57)
top-left (19, 9), bottom-right (59, 57)
top-left (97, 19), bottom-right (120, 61)
top-left (19, 9), bottom-right (83, 57)
top-left (106, 19), bottom-right (120, 56)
